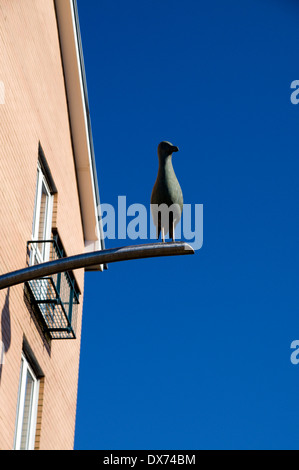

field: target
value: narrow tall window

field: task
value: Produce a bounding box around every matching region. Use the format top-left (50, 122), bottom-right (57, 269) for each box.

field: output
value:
top-left (31, 163), bottom-right (54, 264)
top-left (14, 355), bottom-right (40, 450)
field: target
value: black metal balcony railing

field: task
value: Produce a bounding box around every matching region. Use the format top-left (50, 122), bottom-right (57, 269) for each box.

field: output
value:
top-left (25, 239), bottom-right (80, 340)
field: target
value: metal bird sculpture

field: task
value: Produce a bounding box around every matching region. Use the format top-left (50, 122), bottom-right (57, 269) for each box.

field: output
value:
top-left (151, 141), bottom-right (183, 242)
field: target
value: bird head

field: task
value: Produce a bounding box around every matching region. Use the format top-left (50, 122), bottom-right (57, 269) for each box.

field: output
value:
top-left (158, 141), bottom-right (179, 160)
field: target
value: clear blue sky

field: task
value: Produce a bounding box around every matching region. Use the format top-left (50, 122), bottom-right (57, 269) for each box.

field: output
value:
top-left (74, 0), bottom-right (299, 450)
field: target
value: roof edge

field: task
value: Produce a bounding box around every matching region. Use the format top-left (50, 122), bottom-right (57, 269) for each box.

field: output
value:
top-left (54, 0), bottom-right (105, 271)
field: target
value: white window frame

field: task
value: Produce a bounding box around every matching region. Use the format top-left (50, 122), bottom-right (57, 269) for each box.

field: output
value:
top-left (31, 163), bottom-right (54, 265)
top-left (14, 354), bottom-right (40, 451)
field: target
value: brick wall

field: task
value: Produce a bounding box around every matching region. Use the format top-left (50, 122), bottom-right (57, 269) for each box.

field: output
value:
top-left (0, 0), bottom-right (86, 450)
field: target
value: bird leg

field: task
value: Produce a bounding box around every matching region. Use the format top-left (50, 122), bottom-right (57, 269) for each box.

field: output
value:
top-left (172, 221), bottom-right (175, 242)
top-left (169, 213), bottom-right (174, 242)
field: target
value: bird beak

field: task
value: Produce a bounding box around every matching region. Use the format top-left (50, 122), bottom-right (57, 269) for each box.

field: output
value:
top-left (171, 146), bottom-right (179, 153)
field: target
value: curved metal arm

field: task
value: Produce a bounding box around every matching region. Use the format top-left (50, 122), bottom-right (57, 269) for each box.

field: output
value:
top-left (0, 242), bottom-right (194, 290)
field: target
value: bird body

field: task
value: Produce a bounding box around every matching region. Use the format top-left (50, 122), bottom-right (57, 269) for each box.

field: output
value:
top-left (151, 141), bottom-right (183, 241)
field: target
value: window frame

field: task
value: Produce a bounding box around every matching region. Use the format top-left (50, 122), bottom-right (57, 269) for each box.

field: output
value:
top-left (14, 354), bottom-right (40, 450)
top-left (31, 162), bottom-right (54, 264)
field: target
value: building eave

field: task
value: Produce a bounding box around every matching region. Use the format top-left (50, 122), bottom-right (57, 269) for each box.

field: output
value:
top-left (54, 0), bottom-right (106, 271)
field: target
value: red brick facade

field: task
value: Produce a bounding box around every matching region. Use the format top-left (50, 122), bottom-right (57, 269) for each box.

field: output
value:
top-left (0, 0), bottom-right (93, 450)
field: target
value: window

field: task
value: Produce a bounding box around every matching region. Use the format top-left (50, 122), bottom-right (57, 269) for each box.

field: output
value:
top-left (31, 162), bottom-right (54, 264)
top-left (14, 355), bottom-right (40, 450)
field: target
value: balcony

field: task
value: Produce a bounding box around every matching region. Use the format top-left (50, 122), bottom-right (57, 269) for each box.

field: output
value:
top-left (25, 239), bottom-right (80, 340)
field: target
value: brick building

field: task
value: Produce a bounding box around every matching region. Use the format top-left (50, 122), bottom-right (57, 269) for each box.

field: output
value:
top-left (0, 0), bottom-right (104, 450)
